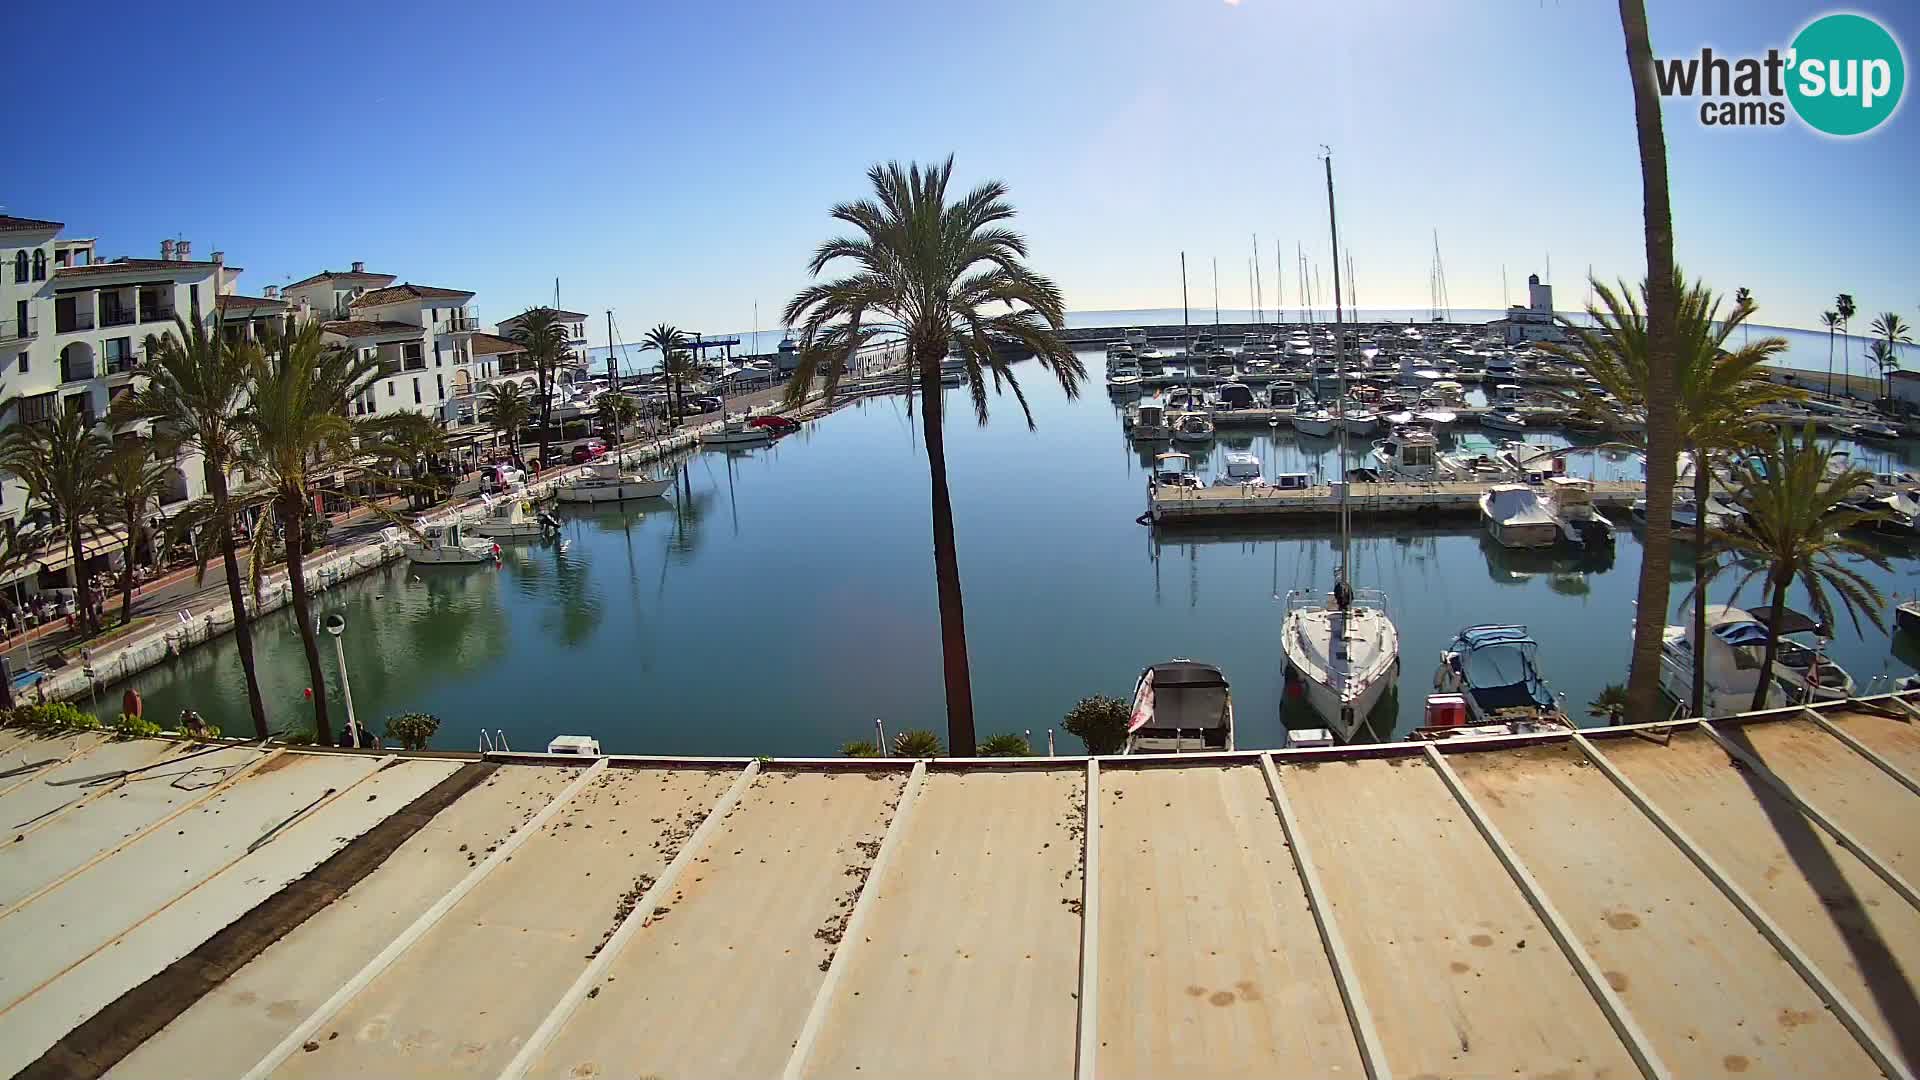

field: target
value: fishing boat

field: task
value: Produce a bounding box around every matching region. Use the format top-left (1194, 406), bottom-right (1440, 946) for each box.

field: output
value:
top-left (1172, 410), bottom-right (1216, 443)
top-left (1128, 399), bottom-right (1171, 441)
top-left (1280, 151), bottom-right (1401, 743)
top-left (1659, 605), bottom-right (1856, 716)
top-left (468, 493), bottom-right (562, 539)
top-left (555, 459), bottom-right (673, 504)
top-left (699, 416), bottom-right (774, 446)
top-left (1480, 484), bottom-right (1560, 548)
top-left (1426, 625), bottom-right (1571, 736)
top-left (1124, 660), bottom-right (1234, 753)
top-left (1212, 450), bottom-right (1265, 486)
top-left (398, 521), bottom-right (500, 566)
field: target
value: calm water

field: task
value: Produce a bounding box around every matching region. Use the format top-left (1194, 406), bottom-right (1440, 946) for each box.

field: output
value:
top-left (100, 348), bottom-right (1920, 753)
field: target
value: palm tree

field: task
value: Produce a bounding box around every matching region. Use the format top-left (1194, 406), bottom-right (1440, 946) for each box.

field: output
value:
top-left (596, 391), bottom-right (639, 443)
top-left (100, 438), bottom-right (174, 626)
top-left (1821, 310), bottom-right (1842, 396)
top-left (1587, 683), bottom-right (1630, 724)
top-left (782, 157), bottom-right (1084, 755)
top-left (661, 350), bottom-right (700, 419)
top-left (115, 311), bottom-right (269, 737)
top-left (0, 404), bottom-right (110, 635)
top-left (1869, 312), bottom-right (1911, 402)
top-left (1546, 271), bottom-right (1798, 715)
top-left (237, 320), bottom-right (382, 746)
top-left (360, 412), bottom-right (449, 510)
top-left (1836, 293), bottom-right (1857, 397)
top-left (1714, 426), bottom-right (1888, 711)
top-left (1615, 0), bottom-right (1684, 725)
top-left (480, 380), bottom-right (531, 457)
top-left (642, 324), bottom-right (690, 423)
top-left (507, 308), bottom-right (570, 467)
top-left (1733, 286), bottom-right (1752, 346)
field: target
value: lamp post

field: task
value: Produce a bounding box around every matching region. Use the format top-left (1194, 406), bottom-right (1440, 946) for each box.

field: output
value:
top-left (323, 614), bottom-right (361, 748)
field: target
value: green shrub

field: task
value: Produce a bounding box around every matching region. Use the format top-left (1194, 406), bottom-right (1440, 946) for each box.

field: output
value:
top-left (1063, 694), bottom-right (1131, 756)
top-left (890, 729), bottom-right (944, 758)
top-left (110, 712), bottom-right (163, 739)
top-left (281, 724), bottom-right (317, 746)
top-left (383, 712), bottom-right (441, 751)
top-left (13, 702), bottom-right (97, 734)
top-left (839, 740), bottom-right (881, 758)
top-left (977, 733), bottom-right (1032, 757)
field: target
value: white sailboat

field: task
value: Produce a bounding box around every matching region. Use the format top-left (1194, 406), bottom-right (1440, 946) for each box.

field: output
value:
top-left (1280, 150), bottom-right (1401, 742)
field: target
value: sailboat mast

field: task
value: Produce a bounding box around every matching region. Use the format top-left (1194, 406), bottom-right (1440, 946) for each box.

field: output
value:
top-left (1253, 233), bottom-right (1263, 324)
top-left (1181, 251), bottom-right (1190, 331)
top-left (1323, 150), bottom-right (1351, 581)
top-left (606, 309), bottom-right (617, 386)
top-left (1212, 258), bottom-right (1219, 326)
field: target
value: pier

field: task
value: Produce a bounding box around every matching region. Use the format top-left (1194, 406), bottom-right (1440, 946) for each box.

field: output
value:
top-left (1148, 477), bottom-right (1644, 523)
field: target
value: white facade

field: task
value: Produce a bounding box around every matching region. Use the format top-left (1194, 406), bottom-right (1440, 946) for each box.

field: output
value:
top-left (0, 216), bottom-right (231, 534)
top-left (279, 270), bottom-right (476, 425)
top-left (1495, 272), bottom-right (1564, 345)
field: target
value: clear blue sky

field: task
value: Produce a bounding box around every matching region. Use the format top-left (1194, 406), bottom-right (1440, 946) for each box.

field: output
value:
top-left (6, 0), bottom-right (1913, 339)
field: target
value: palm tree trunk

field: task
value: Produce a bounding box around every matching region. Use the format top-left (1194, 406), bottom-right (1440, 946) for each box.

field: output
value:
top-left (917, 344), bottom-right (975, 756)
top-left (1618, 0), bottom-right (1681, 724)
top-left (208, 464), bottom-right (269, 739)
top-left (1750, 574), bottom-right (1790, 712)
top-left (119, 521), bottom-right (137, 627)
top-left (280, 492), bottom-right (332, 746)
top-left (537, 368), bottom-right (553, 467)
top-left (1689, 452), bottom-right (1710, 715)
top-left (1826, 327), bottom-right (1835, 397)
top-left (68, 521), bottom-right (95, 637)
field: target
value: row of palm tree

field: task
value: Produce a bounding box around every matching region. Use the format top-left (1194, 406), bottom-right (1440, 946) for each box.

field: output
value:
top-left (1817, 293), bottom-right (1912, 401)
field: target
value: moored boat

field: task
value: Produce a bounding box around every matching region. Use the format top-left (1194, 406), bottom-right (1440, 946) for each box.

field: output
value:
top-left (555, 460), bottom-right (673, 504)
top-left (700, 416), bottom-right (774, 446)
top-left (1659, 604), bottom-right (1856, 715)
top-left (1124, 660), bottom-right (1235, 753)
top-left (1425, 624), bottom-right (1572, 738)
top-left (1480, 484), bottom-right (1559, 548)
top-left (468, 493), bottom-right (562, 539)
top-left (398, 521), bottom-right (500, 566)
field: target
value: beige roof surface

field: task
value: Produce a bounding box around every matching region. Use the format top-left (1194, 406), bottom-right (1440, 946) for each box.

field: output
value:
top-left (7, 694), bottom-right (1920, 1080)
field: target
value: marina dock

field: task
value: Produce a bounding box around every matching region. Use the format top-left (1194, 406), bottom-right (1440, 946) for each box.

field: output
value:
top-left (7, 693), bottom-right (1919, 1078)
top-left (1148, 477), bottom-right (1644, 523)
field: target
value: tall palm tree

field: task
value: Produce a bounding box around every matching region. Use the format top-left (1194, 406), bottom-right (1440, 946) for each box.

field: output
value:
top-left (1821, 310), bottom-right (1842, 396)
top-left (237, 320), bottom-right (382, 746)
top-left (1714, 426), bottom-right (1888, 711)
top-left (116, 311), bottom-right (270, 737)
top-left (0, 404), bottom-right (110, 635)
top-left (480, 380), bottom-right (531, 457)
top-left (642, 324), bottom-right (690, 423)
top-left (100, 437), bottom-right (174, 626)
top-left (507, 308), bottom-right (570, 467)
top-left (360, 412), bottom-right (449, 510)
top-left (1836, 293), bottom-right (1857, 397)
top-left (1733, 286), bottom-right (1751, 346)
top-left (782, 157), bottom-right (1084, 755)
top-left (1869, 312), bottom-right (1911, 402)
top-left (1546, 271), bottom-right (1797, 715)
top-left (1615, 0), bottom-right (1684, 724)
top-left (596, 391), bottom-right (639, 442)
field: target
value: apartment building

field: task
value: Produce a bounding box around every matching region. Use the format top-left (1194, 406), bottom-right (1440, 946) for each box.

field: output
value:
top-left (280, 268), bottom-right (477, 424)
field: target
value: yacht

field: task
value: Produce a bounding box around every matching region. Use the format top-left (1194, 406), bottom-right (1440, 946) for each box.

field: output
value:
top-left (1213, 450), bottom-right (1265, 487)
top-left (1125, 327), bottom-right (1150, 354)
top-left (1124, 660), bottom-right (1234, 753)
top-left (1212, 382), bottom-right (1255, 410)
top-left (1840, 490), bottom-right (1920, 537)
top-left (555, 459), bottom-right (673, 504)
top-left (1899, 599), bottom-right (1920, 635)
top-left (1847, 419), bottom-right (1901, 443)
top-left (1660, 605), bottom-right (1857, 716)
top-left (1368, 425), bottom-right (1440, 481)
top-left (1105, 340), bottom-right (1135, 360)
top-left (1480, 484), bottom-right (1560, 548)
top-left (1128, 399), bottom-right (1171, 441)
top-left (1106, 360), bottom-right (1143, 393)
top-left (397, 522), bottom-right (500, 566)
top-left (700, 416), bottom-right (774, 446)
top-left (1543, 476), bottom-right (1616, 547)
top-left (1149, 450), bottom-right (1203, 491)
top-left (1426, 625), bottom-right (1572, 736)
top-left (1172, 410), bottom-right (1216, 443)
top-left (469, 493), bottom-right (562, 539)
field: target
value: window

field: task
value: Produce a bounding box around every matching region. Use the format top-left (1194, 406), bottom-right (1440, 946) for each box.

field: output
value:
top-left (18, 392), bottom-right (55, 424)
top-left (190, 284), bottom-right (200, 312)
top-left (434, 342), bottom-right (442, 367)
top-left (15, 352), bottom-right (26, 374)
top-left (412, 378), bottom-right (421, 404)
top-left (11, 252), bottom-right (25, 283)
top-left (31, 251), bottom-right (45, 281)
top-left (388, 382), bottom-right (395, 397)
top-left (435, 374), bottom-right (444, 399)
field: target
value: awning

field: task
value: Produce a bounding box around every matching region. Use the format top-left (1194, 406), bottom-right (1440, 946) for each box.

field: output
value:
top-left (0, 526), bottom-right (131, 586)
top-left (1745, 606), bottom-right (1827, 637)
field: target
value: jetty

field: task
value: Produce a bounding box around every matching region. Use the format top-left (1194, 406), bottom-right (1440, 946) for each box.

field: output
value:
top-left (3, 693), bottom-right (1918, 1078)
top-left (1148, 476), bottom-right (1643, 523)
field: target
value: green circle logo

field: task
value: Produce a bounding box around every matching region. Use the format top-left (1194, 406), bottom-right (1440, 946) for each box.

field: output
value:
top-left (1788, 13), bottom-right (1905, 136)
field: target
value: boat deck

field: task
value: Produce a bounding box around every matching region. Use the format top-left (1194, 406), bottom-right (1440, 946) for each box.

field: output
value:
top-left (7, 693), bottom-right (1920, 1080)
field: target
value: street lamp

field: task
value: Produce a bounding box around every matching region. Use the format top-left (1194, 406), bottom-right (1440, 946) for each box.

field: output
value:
top-left (323, 614), bottom-right (361, 748)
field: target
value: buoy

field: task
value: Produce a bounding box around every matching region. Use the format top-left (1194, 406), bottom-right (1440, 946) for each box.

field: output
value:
top-left (303, 687), bottom-right (313, 700)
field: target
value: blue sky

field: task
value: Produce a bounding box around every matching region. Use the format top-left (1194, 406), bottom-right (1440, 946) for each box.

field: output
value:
top-left (6, 0), bottom-right (1913, 339)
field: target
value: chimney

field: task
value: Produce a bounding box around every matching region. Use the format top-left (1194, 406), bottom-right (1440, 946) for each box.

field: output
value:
top-left (160, 239), bottom-right (175, 261)
top-left (351, 260), bottom-right (365, 273)
top-left (211, 250), bottom-right (224, 268)
top-left (176, 240), bottom-right (192, 262)
top-left (264, 285), bottom-right (279, 300)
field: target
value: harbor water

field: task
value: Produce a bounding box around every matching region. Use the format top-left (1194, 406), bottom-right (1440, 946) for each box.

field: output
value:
top-left (97, 347), bottom-right (1920, 754)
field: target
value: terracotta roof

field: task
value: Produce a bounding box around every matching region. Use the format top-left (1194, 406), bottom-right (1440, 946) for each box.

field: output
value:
top-left (498, 308), bottom-right (589, 324)
top-left (285, 269), bottom-right (396, 290)
top-left (0, 215), bottom-right (63, 233)
top-left (321, 319), bottom-right (423, 340)
top-left (216, 294), bottom-right (288, 313)
top-left (350, 283), bottom-right (475, 308)
top-left (53, 258), bottom-right (222, 278)
top-left (469, 332), bottom-right (525, 355)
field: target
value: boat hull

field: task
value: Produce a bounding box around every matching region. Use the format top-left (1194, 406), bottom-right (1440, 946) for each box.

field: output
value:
top-left (555, 477), bottom-right (673, 503)
top-left (1281, 609), bottom-right (1399, 743)
top-left (405, 545), bottom-right (497, 565)
top-left (1483, 517), bottom-right (1560, 549)
top-left (1292, 415), bottom-right (1336, 437)
top-left (468, 522), bottom-right (549, 539)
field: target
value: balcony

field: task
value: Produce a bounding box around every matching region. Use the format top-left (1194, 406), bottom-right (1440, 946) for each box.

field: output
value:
top-left (0, 315), bottom-right (34, 341)
top-left (140, 304), bottom-right (177, 324)
top-left (435, 311), bottom-right (479, 334)
top-left (54, 310), bottom-right (95, 334)
top-left (104, 353), bottom-right (142, 380)
top-left (101, 308), bottom-right (137, 328)
top-left (378, 360), bottom-right (402, 379)
top-left (59, 358), bottom-right (97, 384)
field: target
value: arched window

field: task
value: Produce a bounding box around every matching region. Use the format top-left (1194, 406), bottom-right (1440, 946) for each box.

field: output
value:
top-left (11, 252), bottom-right (25, 283)
top-left (31, 250), bottom-right (46, 280)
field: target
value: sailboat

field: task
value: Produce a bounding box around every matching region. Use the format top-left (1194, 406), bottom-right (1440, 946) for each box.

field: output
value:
top-left (1280, 150), bottom-right (1402, 742)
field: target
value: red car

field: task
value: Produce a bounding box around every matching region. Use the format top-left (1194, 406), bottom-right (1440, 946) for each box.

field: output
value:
top-left (747, 415), bottom-right (801, 434)
top-left (569, 439), bottom-right (608, 464)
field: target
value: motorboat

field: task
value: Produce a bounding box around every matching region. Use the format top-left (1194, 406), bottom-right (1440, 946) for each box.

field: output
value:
top-left (1338, 406), bottom-right (1378, 436)
top-left (1124, 660), bottom-right (1234, 753)
top-left (1368, 425), bottom-right (1439, 481)
top-left (1659, 604), bottom-right (1856, 715)
top-left (398, 521), bottom-right (500, 566)
top-left (468, 493), bottom-right (562, 539)
top-left (1439, 435), bottom-right (1518, 481)
top-left (699, 416), bottom-right (774, 446)
top-left (1128, 399), bottom-right (1171, 441)
top-left (1426, 625), bottom-right (1572, 736)
top-left (1480, 484), bottom-right (1560, 548)
top-left (1172, 411), bottom-right (1215, 443)
top-left (1847, 420), bottom-right (1901, 443)
top-left (1631, 494), bottom-right (1737, 531)
top-left (1136, 344), bottom-right (1166, 366)
top-left (1840, 490), bottom-right (1920, 536)
top-left (1106, 360), bottom-right (1143, 393)
top-left (1149, 451), bottom-right (1203, 491)
top-left (1282, 585), bottom-right (1400, 742)
top-left (1479, 410), bottom-right (1530, 433)
top-left (1543, 476), bottom-right (1615, 546)
top-left (1211, 382), bottom-right (1255, 410)
top-left (555, 459), bottom-right (673, 504)
top-left (1899, 599), bottom-right (1920, 635)
top-left (1414, 407), bottom-right (1457, 433)
top-left (1292, 408), bottom-right (1337, 438)
top-left (1105, 340), bottom-right (1135, 360)
top-left (1212, 450), bottom-right (1265, 487)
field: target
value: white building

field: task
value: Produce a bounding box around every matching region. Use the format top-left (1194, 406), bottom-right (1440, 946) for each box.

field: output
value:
top-left (1492, 273), bottom-right (1564, 345)
top-left (280, 269), bottom-right (476, 425)
top-left (495, 307), bottom-right (589, 365)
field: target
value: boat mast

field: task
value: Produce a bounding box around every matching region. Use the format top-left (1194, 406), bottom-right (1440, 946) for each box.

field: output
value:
top-left (1181, 251), bottom-right (1189, 332)
top-left (1323, 148), bottom-right (1351, 589)
top-left (1253, 233), bottom-right (1263, 324)
top-left (1212, 258), bottom-right (1219, 326)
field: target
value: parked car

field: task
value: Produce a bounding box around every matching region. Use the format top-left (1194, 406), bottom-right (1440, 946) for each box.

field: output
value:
top-left (480, 464), bottom-right (526, 491)
top-left (747, 414), bottom-right (801, 434)
top-left (570, 439), bottom-right (608, 464)
top-left (688, 395), bottom-right (724, 414)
